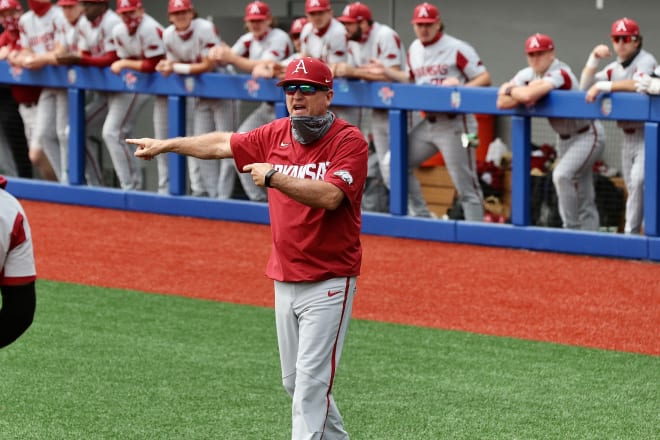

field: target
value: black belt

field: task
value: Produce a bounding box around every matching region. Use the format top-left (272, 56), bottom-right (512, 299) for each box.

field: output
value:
top-left (559, 125), bottom-right (590, 140)
top-left (623, 128), bottom-right (636, 134)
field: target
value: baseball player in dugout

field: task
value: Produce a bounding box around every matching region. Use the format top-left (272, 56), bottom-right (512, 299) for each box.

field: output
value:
top-left (580, 18), bottom-right (657, 235)
top-left (497, 33), bottom-right (605, 231)
top-left (362, 2), bottom-right (490, 219)
top-left (0, 0), bottom-right (51, 180)
top-left (333, 1), bottom-right (405, 197)
top-left (0, 176), bottom-right (37, 349)
top-left (129, 57), bottom-right (368, 440)
top-left (300, 0), bottom-right (361, 127)
top-left (155, 0), bottom-right (220, 196)
top-left (208, 1), bottom-right (293, 202)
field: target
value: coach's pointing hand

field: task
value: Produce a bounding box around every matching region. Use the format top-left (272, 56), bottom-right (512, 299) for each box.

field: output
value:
top-left (128, 138), bottom-right (165, 160)
top-left (243, 163), bottom-right (275, 187)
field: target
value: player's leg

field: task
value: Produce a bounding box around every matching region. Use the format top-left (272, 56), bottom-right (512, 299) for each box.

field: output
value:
top-left (0, 130), bottom-right (18, 176)
top-left (436, 115), bottom-right (484, 221)
top-left (0, 87), bottom-right (32, 178)
top-left (575, 125), bottom-right (604, 231)
top-left (55, 90), bottom-right (70, 183)
top-left (407, 119), bottom-right (440, 217)
top-left (371, 109), bottom-right (392, 187)
top-left (553, 127), bottom-right (603, 230)
top-left (622, 131), bottom-right (645, 233)
top-left (192, 98), bottom-right (220, 197)
top-left (34, 89), bottom-right (62, 181)
top-left (102, 92), bottom-right (149, 190)
top-left (280, 277), bottom-right (356, 439)
top-left (83, 93), bottom-right (108, 186)
top-left (152, 96), bottom-right (170, 194)
top-left (19, 102), bottom-right (56, 181)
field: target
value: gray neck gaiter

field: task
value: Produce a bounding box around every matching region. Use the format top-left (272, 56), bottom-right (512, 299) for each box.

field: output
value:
top-left (290, 112), bottom-right (335, 145)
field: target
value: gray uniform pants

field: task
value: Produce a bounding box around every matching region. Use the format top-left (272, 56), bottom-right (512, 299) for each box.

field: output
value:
top-left (553, 121), bottom-right (605, 231)
top-left (407, 114), bottom-right (484, 220)
top-left (275, 277), bottom-right (356, 440)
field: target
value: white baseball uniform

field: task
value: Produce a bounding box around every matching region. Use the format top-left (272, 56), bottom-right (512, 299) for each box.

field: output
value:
top-left (347, 21), bottom-right (405, 188)
top-left (157, 17), bottom-right (220, 196)
top-left (77, 9), bottom-right (124, 186)
top-left (227, 26), bottom-right (293, 202)
top-left (0, 179), bottom-right (36, 287)
top-left (19, 4), bottom-right (67, 182)
top-left (109, 13), bottom-right (166, 190)
top-left (511, 58), bottom-right (605, 230)
top-left (300, 18), bottom-right (361, 127)
top-left (406, 32), bottom-right (486, 220)
top-left (584, 50), bottom-right (656, 233)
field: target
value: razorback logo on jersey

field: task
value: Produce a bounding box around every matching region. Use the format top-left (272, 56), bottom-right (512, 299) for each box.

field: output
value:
top-left (333, 170), bottom-right (354, 185)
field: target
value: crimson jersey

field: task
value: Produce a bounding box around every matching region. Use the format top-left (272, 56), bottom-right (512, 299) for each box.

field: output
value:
top-left (0, 177), bottom-right (36, 286)
top-left (230, 118), bottom-right (368, 282)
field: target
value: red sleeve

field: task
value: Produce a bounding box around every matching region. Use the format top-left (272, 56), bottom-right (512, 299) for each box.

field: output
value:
top-left (140, 55), bottom-right (164, 73)
top-left (79, 51), bottom-right (120, 67)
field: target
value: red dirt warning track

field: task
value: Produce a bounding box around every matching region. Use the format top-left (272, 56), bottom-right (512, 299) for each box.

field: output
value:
top-left (23, 200), bottom-right (660, 355)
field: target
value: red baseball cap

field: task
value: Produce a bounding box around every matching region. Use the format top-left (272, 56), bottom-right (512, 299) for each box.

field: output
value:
top-left (0, 0), bottom-right (22, 11)
top-left (305, 0), bottom-right (331, 13)
top-left (244, 1), bottom-right (270, 21)
top-left (168, 0), bottom-right (193, 14)
top-left (116, 0), bottom-right (141, 13)
top-left (411, 2), bottom-right (440, 24)
top-left (525, 33), bottom-right (554, 54)
top-left (276, 57), bottom-right (333, 88)
top-left (58, 0), bottom-right (79, 6)
top-left (289, 17), bottom-right (308, 35)
top-left (338, 2), bottom-right (372, 23)
top-left (611, 17), bottom-right (640, 36)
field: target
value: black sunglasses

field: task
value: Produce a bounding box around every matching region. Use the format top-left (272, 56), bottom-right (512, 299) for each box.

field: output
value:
top-left (283, 84), bottom-right (329, 95)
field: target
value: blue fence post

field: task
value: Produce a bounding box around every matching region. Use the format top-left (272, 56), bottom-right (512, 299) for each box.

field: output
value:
top-left (275, 101), bottom-right (288, 118)
top-left (644, 121), bottom-right (659, 236)
top-left (389, 108), bottom-right (408, 216)
top-left (67, 87), bottom-right (86, 186)
top-left (510, 115), bottom-right (531, 226)
top-left (167, 95), bottom-right (187, 196)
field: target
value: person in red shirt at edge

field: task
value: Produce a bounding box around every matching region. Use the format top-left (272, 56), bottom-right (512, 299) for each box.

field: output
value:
top-left (129, 57), bottom-right (368, 440)
top-left (0, 0), bottom-right (54, 180)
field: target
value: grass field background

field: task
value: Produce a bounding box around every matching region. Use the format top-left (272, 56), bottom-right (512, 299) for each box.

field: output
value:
top-left (1, 281), bottom-right (658, 439)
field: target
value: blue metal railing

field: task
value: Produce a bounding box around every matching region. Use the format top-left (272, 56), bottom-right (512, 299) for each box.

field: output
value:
top-left (2, 61), bottom-right (659, 261)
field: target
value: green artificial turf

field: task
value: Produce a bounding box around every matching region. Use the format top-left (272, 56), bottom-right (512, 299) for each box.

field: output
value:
top-left (0, 280), bottom-right (657, 439)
